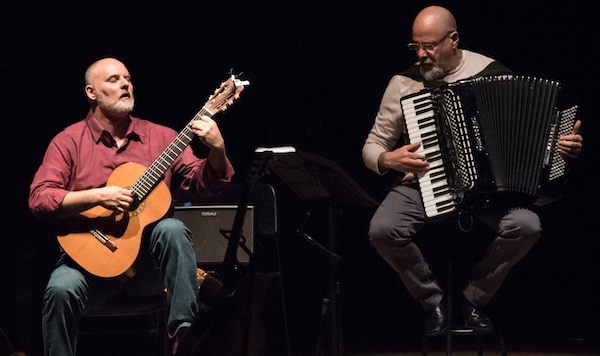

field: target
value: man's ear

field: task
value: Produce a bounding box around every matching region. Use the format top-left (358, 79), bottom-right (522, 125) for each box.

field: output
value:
top-left (451, 31), bottom-right (460, 47)
top-left (85, 85), bottom-right (96, 101)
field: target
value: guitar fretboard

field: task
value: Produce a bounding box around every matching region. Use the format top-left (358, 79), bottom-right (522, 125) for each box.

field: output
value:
top-left (131, 107), bottom-right (214, 201)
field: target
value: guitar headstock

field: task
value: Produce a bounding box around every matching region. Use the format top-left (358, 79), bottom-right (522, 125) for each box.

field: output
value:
top-left (203, 74), bottom-right (250, 115)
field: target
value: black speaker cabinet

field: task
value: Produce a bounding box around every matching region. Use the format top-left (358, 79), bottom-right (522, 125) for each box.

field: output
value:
top-left (173, 205), bottom-right (254, 264)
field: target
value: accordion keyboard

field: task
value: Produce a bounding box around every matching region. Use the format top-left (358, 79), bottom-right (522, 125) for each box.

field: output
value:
top-left (401, 91), bottom-right (458, 218)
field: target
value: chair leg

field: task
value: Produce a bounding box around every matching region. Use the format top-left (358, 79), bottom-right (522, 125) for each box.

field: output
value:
top-left (160, 308), bottom-right (169, 356)
top-left (497, 330), bottom-right (508, 356)
top-left (446, 260), bottom-right (453, 356)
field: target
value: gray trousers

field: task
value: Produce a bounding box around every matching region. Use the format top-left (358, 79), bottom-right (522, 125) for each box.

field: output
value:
top-left (368, 183), bottom-right (540, 310)
top-left (42, 218), bottom-right (199, 356)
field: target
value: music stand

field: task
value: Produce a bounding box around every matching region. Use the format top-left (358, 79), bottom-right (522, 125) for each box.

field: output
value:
top-left (256, 147), bottom-right (377, 356)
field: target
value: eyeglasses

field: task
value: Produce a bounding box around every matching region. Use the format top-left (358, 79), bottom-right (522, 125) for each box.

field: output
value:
top-left (407, 31), bottom-right (453, 52)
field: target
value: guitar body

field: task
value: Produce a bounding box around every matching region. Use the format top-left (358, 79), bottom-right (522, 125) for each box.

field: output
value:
top-left (57, 162), bottom-right (172, 278)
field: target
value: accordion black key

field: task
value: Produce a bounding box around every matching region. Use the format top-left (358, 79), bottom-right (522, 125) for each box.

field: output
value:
top-left (401, 75), bottom-right (578, 219)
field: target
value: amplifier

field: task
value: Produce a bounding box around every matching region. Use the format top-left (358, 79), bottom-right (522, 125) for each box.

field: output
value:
top-left (173, 205), bottom-right (254, 264)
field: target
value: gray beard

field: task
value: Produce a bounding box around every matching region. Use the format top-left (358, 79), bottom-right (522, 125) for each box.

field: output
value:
top-left (421, 66), bottom-right (445, 82)
top-left (97, 96), bottom-right (135, 115)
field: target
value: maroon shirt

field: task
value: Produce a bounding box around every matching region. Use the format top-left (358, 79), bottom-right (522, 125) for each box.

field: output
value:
top-left (29, 110), bottom-right (234, 221)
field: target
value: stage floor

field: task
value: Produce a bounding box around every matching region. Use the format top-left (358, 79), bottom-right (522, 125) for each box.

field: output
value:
top-left (344, 353), bottom-right (595, 356)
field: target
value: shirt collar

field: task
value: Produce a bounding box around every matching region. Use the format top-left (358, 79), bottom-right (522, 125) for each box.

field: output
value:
top-left (84, 110), bottom-right (143, 146)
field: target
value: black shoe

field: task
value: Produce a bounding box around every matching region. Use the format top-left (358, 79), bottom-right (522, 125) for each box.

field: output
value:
top-left (463, 302), bottom-right (494, 332)
top-left (425, 303), bottom-right (447, 336)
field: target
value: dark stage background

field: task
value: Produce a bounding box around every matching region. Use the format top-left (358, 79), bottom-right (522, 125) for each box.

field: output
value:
top-left (2, 1), bottom-right (599, 355)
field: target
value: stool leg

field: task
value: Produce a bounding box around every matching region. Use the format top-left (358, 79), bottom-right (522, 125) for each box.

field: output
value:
top-left (446, 261), bottom-right (453, 356)
top-left (498, 330), bottom-right (507, 356)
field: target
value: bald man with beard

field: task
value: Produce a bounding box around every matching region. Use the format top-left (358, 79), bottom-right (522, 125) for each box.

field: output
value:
top-left (363, 6), bottom-right (582, 336)
top-left (29, 58), bottom-right (235, 355)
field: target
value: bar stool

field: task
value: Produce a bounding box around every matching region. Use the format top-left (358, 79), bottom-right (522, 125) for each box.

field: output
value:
top-left (421, 217), bottom-right (508, 356)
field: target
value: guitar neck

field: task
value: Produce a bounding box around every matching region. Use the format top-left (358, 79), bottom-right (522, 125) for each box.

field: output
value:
top-left (131, 108), bottom-right (213, 201)
top-left (129, 74), bottom-right (248, 202)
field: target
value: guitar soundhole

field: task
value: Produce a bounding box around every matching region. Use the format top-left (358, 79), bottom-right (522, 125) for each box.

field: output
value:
top-left (129, 199), bottom-right (146, 217)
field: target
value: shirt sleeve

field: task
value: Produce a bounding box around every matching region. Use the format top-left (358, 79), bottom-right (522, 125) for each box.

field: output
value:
top-left (28, 133), bottom-right (74, 221)
top-left (171, 145), bottom-right (235, 197)
top-left (362, 75), bottom-right (411, 175)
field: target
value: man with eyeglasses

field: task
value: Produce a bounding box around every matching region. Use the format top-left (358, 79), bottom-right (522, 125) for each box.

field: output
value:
top-left (362, 5), bottom-right (582, 336)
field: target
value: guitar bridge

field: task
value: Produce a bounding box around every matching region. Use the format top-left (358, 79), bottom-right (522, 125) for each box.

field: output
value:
top-left (90, 228), bottom-right (118, 252)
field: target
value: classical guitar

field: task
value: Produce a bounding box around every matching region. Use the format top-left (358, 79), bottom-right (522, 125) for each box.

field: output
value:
top-left (57, 75), bottom-right (249, 278)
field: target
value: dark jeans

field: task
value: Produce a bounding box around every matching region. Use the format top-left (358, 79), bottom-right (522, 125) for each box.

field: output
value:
top-left (42, 218), bottom-right (199, 356)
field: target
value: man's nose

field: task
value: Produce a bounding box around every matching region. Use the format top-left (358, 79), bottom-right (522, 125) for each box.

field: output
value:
top-left (417, 47), bottom-right (429, 59)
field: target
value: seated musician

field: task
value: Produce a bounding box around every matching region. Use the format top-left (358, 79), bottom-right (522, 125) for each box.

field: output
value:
top-left (362, 5), bottom-right (583, 336)
top-left (28, 57), bottom-right (235, 355)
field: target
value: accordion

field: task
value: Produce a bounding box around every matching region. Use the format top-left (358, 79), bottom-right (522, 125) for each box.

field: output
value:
top-left (400, 76), bottom-right (578, 219)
